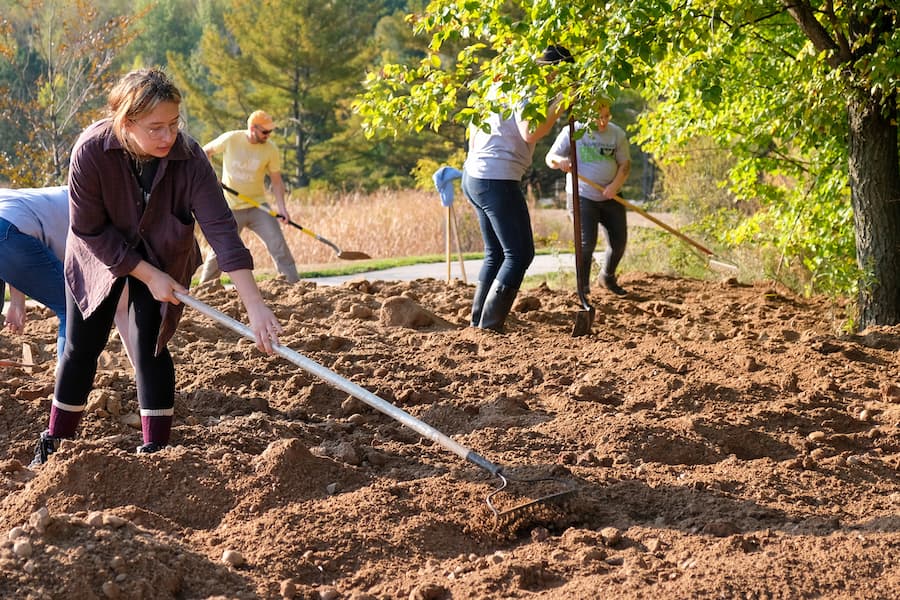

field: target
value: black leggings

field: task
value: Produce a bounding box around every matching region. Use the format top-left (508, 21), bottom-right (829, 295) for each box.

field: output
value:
top-left (569, 196), bottom-right (628, 289)
top-left (55, 277), bottom-right (175, 412)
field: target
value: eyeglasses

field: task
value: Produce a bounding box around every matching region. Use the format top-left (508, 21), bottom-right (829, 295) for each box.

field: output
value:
top-left (131, 118), bottom-right (183, 140)
top-left (256, 126), bottom-right (273, 135)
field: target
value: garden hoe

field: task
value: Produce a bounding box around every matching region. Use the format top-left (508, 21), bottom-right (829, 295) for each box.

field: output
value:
top-left (220, 183), bottom-right (371, 261)
top-left (577, 174), bottom-right (739, 274)
top-left (2, 342), bottom-right (38, 372)
top-left (0, 359), bottom-right (35, 368)
top-left (173, 291), bottom-right (578, 526)
top-left (569, 117), bottom-right (595, 337)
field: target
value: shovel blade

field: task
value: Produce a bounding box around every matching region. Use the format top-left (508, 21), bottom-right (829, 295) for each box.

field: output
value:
top-left (336, 250), bottom-right (372, 260)
top-left (572, 307), bottom-right (594, 337)
top-left (708, 258), bottom-right (739, 274)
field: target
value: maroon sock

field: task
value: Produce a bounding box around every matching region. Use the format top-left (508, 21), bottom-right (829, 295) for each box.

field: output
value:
top-left (141, 412), bottom-right (173, 446)
top-left (48, 401), bottom-right (84, 438)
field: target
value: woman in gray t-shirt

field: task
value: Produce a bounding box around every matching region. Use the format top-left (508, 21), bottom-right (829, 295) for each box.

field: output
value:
top-left (0, 186), bottom-right (72, 357)
top-left (0, 187), bottom-right (134, 365)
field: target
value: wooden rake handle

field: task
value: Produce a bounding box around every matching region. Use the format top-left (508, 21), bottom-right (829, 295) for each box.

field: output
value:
top-left (220, 182), bottom-right (344, 255)
top-left (0, 359), bottom-right (35, 367)
top-left (576, 174), bottom-right (715, 257)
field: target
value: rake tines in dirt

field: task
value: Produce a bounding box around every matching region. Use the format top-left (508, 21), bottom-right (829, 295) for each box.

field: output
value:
top-left (486, 467), bottom-right (579, 528)
top-left (174, 291), bottom-right (578, 525)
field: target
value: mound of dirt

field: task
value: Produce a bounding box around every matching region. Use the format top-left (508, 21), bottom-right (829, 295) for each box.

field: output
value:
top-left (1, 273), bottom-right (898, 599)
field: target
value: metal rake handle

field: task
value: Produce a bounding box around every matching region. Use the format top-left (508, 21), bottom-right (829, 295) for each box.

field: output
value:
top-left (173, 291), bottom-right (503, 476)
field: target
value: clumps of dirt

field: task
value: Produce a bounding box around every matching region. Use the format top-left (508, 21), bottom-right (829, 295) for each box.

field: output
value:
top-left (379, 295), bottom-right (453, 329)
top-left (1, 272), bottom-right (898, 599)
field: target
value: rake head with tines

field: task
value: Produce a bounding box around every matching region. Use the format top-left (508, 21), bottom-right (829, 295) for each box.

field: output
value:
top-left (485, 468), bottom-right (580, 527)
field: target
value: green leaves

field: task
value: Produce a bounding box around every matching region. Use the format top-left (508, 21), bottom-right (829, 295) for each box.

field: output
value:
top-left (355, 0), bottom-right (898, 303)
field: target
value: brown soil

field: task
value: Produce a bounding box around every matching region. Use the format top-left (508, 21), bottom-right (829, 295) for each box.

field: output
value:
top-left (1, 273), bottom-right (898, 599)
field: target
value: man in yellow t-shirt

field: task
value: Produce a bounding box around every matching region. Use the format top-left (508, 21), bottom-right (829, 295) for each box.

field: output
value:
top-left (198, 110), bottom-right (299, 284)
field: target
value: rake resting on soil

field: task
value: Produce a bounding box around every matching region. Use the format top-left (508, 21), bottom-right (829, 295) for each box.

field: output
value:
top-left (577, 174), bottom-right (739, 274)
top-left (0, 359), bottom-right (35, 368)
top-left (174, 291), bottom-right (578, 524)
top-left (220, 183), bottom-right (371, 261)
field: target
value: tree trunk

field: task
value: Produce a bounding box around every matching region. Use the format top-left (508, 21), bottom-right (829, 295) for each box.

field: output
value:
top-left (293, 126), bottom-right (308, 187)
top-left (847, 91), bottom-right (900, 328)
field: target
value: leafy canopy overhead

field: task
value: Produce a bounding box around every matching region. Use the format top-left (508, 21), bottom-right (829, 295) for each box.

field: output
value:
top-left (360, 0), bottom-right (897, 143)
top-left (356, 1), bottom-right (899, 300)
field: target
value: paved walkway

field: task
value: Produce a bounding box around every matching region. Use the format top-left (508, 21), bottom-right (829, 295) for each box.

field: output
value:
top-left (304, 253), bottom-right (577, 286)
top-left (303, 209), bottom-right (676, 286)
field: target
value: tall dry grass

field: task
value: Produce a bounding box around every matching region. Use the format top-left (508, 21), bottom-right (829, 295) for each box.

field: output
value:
top-left (234, 188), bottom-right (574, 271)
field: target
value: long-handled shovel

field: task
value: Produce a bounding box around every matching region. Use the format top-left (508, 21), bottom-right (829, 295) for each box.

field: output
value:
top-left (577, 174), bottom-right (739, 273)
top-left (173, 291), bottom-right (577, 523)
top-left (568, 117), bottom-right (595, 337)
top-left (220, 183), bottom-right (371, 261)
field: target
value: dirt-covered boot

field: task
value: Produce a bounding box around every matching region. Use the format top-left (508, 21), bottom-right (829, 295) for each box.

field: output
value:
top-left (30, 430), bottom-right (62, 467)
top-left (477, 281), bottom-right (519, 332)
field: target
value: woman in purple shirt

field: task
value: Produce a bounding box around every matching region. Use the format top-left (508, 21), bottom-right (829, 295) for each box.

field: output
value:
top-left (32, 68), bottom-right (283, 465)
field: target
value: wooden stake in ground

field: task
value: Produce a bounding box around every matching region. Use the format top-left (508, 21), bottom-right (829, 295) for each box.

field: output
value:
top-left (445, 205), bottom-right (452, 283)
top-left (21, 341), bottom-right (36, 374)
top-left (450, 203), bottom-right (467, 284)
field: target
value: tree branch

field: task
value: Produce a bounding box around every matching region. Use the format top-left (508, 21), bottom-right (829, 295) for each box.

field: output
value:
top-left (824, 0), bottom-right (852, 59)
top-left (781, 1), bottom-right (849, 67)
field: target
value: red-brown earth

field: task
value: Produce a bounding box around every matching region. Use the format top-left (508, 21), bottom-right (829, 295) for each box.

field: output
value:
top-left (1, 273), bottom-right (898, 599)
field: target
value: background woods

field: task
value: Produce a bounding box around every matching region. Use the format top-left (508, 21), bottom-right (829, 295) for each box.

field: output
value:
top-left (0, 0), bottom-right (897, 328)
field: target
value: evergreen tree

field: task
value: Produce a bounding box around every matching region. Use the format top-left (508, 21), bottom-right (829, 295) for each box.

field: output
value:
top-left (128, 0), bottom-right (206, 68)
top-left (169, 0), bottom-right (381, 188)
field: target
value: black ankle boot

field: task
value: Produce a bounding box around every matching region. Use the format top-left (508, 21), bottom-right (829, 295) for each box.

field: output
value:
top-left (136, 442), bottom-right (166, 454)
top-left (30, 430), bottom-right (62, 467)
top-left (470, 280), bottom-right (490, 327)
top-left (478, 281), bottom-right (519, 332)
top-left (601, 272), bottom-right (627, 296)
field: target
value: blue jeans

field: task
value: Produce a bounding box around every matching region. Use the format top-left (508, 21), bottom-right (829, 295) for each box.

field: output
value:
top-left (462, 173), bottom-right (535, 289)
top-left (0, 217), bottom-right (66, 356)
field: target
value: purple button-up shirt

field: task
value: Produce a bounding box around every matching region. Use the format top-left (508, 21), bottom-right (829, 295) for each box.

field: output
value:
top-left (66, 119), bottom-right (253, 352)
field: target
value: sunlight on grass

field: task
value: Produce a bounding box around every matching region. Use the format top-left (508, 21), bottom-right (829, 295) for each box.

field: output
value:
top-left (202, 188), bottom-right (760, 287)
top-left (225, 189), bottom-right (572, 274)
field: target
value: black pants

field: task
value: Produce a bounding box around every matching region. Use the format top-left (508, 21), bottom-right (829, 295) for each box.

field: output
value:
top-left (55, 277), bottom-right (175, 413)
top-left (569, 196), bottom-right (628, 290)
